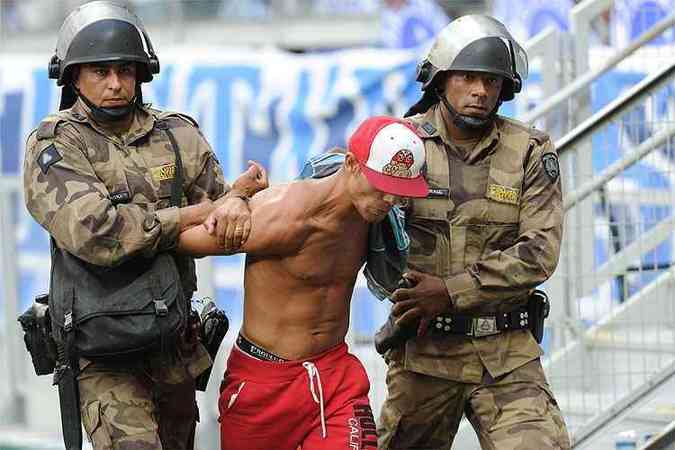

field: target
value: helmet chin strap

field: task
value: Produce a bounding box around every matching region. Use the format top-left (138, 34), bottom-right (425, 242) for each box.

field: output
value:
top-left (75, 86), bottom-right (136, 123)
top-left (434, 88), bottom-right (499, 131)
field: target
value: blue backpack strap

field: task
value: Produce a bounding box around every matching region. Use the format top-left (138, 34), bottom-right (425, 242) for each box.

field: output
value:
top-left (363, 206), bottom-right (409, 302)
top-left (297, 152), bottom-right (345, 180)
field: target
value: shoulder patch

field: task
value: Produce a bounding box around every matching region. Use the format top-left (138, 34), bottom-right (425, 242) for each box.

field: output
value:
top-left (36, 119), bottom-right (62, 140)
top-left (421, 122), bottom-right (437, 136)
top-left (529, 127), bottom-right (550, 145)
top-left (35, 111), bottom-right (84, 140)
top-left (156, 111), bottom-right (199, 128)
top-left (542, 153), bottom-right (560, 181)
top-left (499, 116), bottom-right (551, 145)
top-left (37, 144), bottom-right (62, 174)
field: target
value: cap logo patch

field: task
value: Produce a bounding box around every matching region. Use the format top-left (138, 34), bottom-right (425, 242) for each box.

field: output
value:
top-left (382, 149), bottom-right (414, 178)
top-left (348, 116), bottom-right (429, 198)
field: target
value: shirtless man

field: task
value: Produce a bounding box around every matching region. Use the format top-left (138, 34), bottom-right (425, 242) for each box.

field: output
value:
top-left (178, 116), bottom-right (428, 450)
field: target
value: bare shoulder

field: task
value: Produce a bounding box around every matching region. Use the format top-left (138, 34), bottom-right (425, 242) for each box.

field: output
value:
top-left (242, 179), bottom-right (324, 255)
top-left (251, 178), bottom-right (323, 222)
top-left (249, 183), bottom-right (291, 214)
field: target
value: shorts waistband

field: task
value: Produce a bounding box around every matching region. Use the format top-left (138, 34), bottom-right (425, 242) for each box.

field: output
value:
top-left (227, 337), bottom-right (349, 381)
top-left (236, 334), bottom-right (289, 362)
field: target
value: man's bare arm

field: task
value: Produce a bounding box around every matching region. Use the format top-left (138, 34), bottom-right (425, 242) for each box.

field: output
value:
top-left (177, 184), bottom-right (307, 257)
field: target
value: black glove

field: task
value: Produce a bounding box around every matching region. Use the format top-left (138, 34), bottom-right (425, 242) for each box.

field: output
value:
top-left (195, 300), bottom-right (229, 391)
top-left (374, 278), bottom-right (418, 355)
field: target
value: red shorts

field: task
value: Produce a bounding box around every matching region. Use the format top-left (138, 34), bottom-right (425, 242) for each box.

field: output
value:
top-left (219, 342), bottom-right (377, 450)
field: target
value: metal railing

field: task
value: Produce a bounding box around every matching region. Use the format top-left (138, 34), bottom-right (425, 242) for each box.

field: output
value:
top-left (545, 55), bottom-right (675, 450)
top-left (523, 12), bottom-right (675, 126)
top-left (518, 0), bottom-right (675, 145)
top-left (641, 420), bottom-right (675, 450)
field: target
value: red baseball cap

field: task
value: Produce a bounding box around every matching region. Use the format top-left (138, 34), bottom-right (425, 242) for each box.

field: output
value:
top-left (348, 116), bottom-right (428, 198)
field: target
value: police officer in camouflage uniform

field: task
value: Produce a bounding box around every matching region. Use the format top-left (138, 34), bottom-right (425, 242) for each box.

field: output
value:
top-left (377, 15), bottom-right (571, 450)
top-left (23, 2), bottom-right (265, 449)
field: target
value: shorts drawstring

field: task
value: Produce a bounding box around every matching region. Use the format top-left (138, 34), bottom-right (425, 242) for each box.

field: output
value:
top-left (302, 361), bottom-right (326, 439)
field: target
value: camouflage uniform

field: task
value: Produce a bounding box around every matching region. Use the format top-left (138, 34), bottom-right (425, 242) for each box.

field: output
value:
top-left (377, 104), bottom-right (570, 449)
top-left (23, 98), bottom-right (227, 449)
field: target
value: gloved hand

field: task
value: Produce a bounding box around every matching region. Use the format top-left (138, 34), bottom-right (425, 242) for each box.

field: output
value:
top-left (391, 270), bottom-right (453, 328)
top-left (195, 300), bottom-right (229, 391)
top-left (373, 278), bottom-right (418, 355)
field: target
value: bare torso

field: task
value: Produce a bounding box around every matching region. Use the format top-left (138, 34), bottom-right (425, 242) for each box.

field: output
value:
top-left (176, 174), bottom-right (373, 360)
top-left (241, 179), bottom-right (369, 359)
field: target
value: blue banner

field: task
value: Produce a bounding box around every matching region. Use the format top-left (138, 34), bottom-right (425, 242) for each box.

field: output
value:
top-left (493, 0), bottom-right (675, 46)
top-left (1, 47), bottom-right (672, 341)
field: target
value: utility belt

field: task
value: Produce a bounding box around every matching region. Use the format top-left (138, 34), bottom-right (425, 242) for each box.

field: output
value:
top-left (429, 290), bottom-right (550, 341)
top-left (430, 307), bottom-right (531, 337)
top-left (374, 290), bottom-right (550, 355)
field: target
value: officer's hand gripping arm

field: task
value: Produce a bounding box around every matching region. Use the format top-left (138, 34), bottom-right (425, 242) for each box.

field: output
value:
top-left (203, 161), bottom-right (269, 251)
top-left (391, 270), bottom-right (453, 326)
top-left (178, 184), bottom-right (305, 257)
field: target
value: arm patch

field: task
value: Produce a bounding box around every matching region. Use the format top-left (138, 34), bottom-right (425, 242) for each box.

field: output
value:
top-left (542, 153), bottom-right (560, 181)
top-left (37, 144), bottom-right (63, 174)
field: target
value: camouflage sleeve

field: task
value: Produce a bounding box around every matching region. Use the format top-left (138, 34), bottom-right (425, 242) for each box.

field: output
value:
top-left (23, 125), bottom-right (179, 267)
top-left (444, 138), bottom-right (563, 312)
top-left (184, 128), bottom-right (229, 204)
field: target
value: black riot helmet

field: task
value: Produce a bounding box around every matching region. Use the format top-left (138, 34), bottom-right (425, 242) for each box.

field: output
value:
top-left (406, 15), bottom-right (528, 123)
top-left (48, 1), bottom-right (159, 112)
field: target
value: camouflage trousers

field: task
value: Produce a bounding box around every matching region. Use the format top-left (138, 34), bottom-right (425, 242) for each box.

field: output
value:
top-left (78, 358), bottom-right (199, 450)
top-left (378, 358), bottom-right (570, 450)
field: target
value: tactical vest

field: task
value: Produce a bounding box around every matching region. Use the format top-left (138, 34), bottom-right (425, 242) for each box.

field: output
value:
top-left (405, 115), bottom-right (550, 314)
top-left (35, 107), bottom-right (199, 296)
top-left (35, 107), bottom-right (198, 360)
